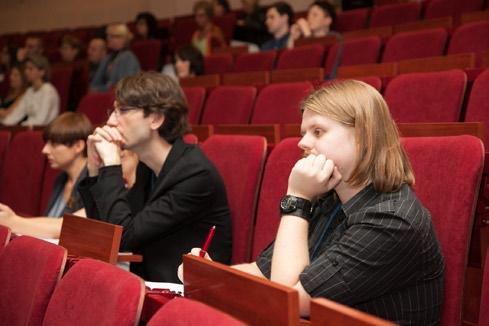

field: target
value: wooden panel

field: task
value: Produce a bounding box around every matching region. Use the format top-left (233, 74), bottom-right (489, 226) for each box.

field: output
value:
top-left (398, 53), bottom-right (476, 74)
top-left (397, 122), bottom-right (485, 145)
top-left (271, 68), bottom-right (324, 83)
top-left (461, 10), bottom-right (489, 24)
top-left (213, 124), bottom-right (281, 144)
top-left (310, 298), bottom-right (395, 326)
top-left (221, 71), bottom-right (270, 86)
top-left (393, 17), bottom-right (453, 34)
top-left (180, 74), bottom-right (220, 88)
top-left (190, 124), bottom-right (213, 142)
top-left (59, 214), bottom-right (122, 264)
top-left (343, 26), bottom-right (393, 40)
top-left (337, 62), bottom-right (398, 78)
top-left (183, 255), bottom-right (300, 326)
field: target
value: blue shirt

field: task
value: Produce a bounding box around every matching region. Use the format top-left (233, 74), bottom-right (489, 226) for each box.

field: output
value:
top-left (260, 33), bottom-right (290, 51)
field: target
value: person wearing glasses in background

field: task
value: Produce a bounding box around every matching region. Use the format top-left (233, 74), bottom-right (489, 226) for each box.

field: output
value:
top-left (79, 72), bottom-right (232, 282)
top-left (90, 23), bottom-right (140, 92)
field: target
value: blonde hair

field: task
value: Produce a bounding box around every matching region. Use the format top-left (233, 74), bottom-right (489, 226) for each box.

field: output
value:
top-left (106, 23), bottom-right (133, 45)
top-left (301, 80), bottom-right (414, 192)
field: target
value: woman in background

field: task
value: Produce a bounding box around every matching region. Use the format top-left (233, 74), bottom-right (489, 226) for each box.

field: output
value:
top-left (0, 63), bottom-right (28, 118)
top-left (191, 0), bottom-right (226, 55)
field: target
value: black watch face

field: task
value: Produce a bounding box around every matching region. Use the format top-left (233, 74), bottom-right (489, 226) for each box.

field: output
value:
top-left (280, 196), bottom-right (297, 213)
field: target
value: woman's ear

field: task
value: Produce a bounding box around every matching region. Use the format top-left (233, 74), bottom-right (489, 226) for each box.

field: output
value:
top-left (72, 139), bottom-right (86, 156)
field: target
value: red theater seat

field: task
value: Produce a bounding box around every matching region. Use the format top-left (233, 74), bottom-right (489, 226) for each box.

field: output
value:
top-left (276, 44), bottom-right (325, 70)
top-left (201, 86), bottom-right (256, 124)
top-left (182, 86), bottom-right (206, 124)
top-left (131, 39), bottom-right (162, 71)
top-left (369, 2), bottom-right (421, 28)
top-left (234, 51), bottom-right (277, 72)
top-left (77, 92), bottom-right (114, 126)
top-left (464, 69), bottom-right (489, 144)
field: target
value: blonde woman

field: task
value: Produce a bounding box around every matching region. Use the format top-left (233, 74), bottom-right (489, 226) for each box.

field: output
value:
top-left (180, 80), bottom-right (444, 325)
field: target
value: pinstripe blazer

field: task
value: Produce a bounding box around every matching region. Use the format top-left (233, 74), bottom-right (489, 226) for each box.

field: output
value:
top-left (257, 184), bottom-right (444, 325)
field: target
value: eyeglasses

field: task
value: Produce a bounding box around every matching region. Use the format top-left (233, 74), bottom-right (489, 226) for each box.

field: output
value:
top-left (106, 105), bottom-right (142, 118)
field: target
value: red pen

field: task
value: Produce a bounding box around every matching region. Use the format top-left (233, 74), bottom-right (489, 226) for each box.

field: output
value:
top-left (199, 226), bottom-right (216, 257)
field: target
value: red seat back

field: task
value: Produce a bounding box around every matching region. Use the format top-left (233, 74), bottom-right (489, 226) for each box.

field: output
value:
top-left (234, 51), bottom-right (277, 72)
top-left (384, 69), bottom-right (467, 123)
top-left (131, 39), bottom-right (162, 71)
top-left (51, 64), bottom-right (74, 113)
top-left (479, 249), bottom-right (489, 324)
top-left (201, 86), bottom-right (257, 124)
top-left (204, 53), bottom-right (234, 74)
top-left (182, 86), bottom-right (206, 124)
top-left (448, 21), bottom-right (489, 63)
top-left (324, 37), bottom-right (382, 76)
top-left (401, 136), bottom-right (483, 326)
top-left (202, 135), bottom-right (267, 263)
top-left (147, 297), bottom-right (246, 326)
top-left (369, 2), bottom-right (421, 27)
top-left (334, 8), bottom-right (369, 32)
top-left (0, 131), bottom-right (46, 215)
top-left (0, 236), bottom-right (66, 326)
top-left (77, 92), bottom-right (114, 126)
top-left (276, 44), bottom-right (325, 70)
top-left (0, 225), bottom-right (11, 248)
top-left (382, 28), bottom-right (448, 62)
top-left (251, 82), bottom-right (313, 124)
top-left (43, 258), bottom-right (145, 326)
top-left (464, 69), bottom-right (489, 144)
top-left (252, 138), bottom-right (302, 259)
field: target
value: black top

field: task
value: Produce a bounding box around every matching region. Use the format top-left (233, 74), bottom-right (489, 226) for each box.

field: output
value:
top-left (78, 138), bottom-right (233, 282)
top-left (44, 167), bottom-right (88, 217)
top-left (257, 184), bottom-right (444, 325)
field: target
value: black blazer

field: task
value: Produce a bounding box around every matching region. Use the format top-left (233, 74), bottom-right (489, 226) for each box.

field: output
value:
top-left (78, 138), bottom-right (232, 282)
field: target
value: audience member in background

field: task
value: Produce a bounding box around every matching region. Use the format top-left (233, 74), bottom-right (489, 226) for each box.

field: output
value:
top-left (212, 0), bottom-right (231, 17)
top-left (0, 64), bottom-right (27, 117)
top-left (0, 112), bottom-right (92, 238)
top-left (90, 23), bottom-right (140, 92)
top-left (161, 45), bottom-right (204, 81)
top-left (234, 0), bottom-right (268, 46)
top-left (179, 80), bottom-right (444, 324)
top-left (135, 12), bottom-right (160, 40)
top-left (79, 72), bottom-right (232, 282)
top-left (59, 35), bottom-right (82, 63)
top-left (287, 1), bottom-right (341, 48)
top-left (0, 45), bottom-right (19, 82)
top-left (1, 55), bottom-right (59, 126)
top-left (191, 0), bottom-right (227, 56)
top-left (86, 38), bottom-right (107, 82)
top-left (261, 1), bottom-right (294, 51)
top-left (17, 36), bottom-right (44, 62)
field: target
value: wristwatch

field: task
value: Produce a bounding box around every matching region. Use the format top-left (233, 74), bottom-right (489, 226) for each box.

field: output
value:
top-left (279, 195), bottom-right (313, 221)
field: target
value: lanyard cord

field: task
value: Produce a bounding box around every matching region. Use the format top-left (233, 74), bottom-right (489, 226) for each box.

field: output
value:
top-left (309, 203), bottom-right (342, 261)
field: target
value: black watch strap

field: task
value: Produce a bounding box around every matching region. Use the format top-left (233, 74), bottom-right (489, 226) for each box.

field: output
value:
top-left (280, 195), bottom-right (313, 221)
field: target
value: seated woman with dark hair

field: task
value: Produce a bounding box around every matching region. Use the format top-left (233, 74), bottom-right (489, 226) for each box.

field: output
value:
top-left (162, 44), bottom-right (204, 81)
top-left (1, 55), bottom-right (59, 126)
top-left (0, 112), bottom-right (93, 238)
top-left (135, 12), bottom-right (160, 40)
top-left (0, 63), bottom-right (28, 118)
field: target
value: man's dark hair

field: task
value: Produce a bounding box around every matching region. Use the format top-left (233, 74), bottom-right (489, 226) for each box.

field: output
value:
top-left (175, 44), bottom-right (204, 76)
top-left (311, 1), bottom-right (337, 28)
top-left (115, 72), bottom-right (190, 143)
top-left (268, 1), bottom-right (294, 26)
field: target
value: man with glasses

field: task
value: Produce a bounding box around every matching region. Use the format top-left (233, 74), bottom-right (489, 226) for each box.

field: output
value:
top-left (79, 72), bottom-right (232, 282)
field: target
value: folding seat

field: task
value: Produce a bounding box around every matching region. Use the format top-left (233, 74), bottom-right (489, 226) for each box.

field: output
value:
top-left (204, 52), bottom-right (234, 74)
top-left (0, 130), bottom-right (10, 173)
top-left (51, 64), bottom-right (74, 113)
top-left (77, 91), bottom-right (115, 126)
top-left (250, 82), bottom-right (313, 124)
top-left (0, 236), bottom-right (67, 325)
top-left (201, 135), bottom-right (266, 263)
top-left (479, 249), bottom-right (489, 324)
top-left (0, 225), bottom-right (11, 248)
top-left (181, 86), bottom-right (206, 124)
top-left (334, 8), bottom-right (369, 32)
top-left (447, 21), bottom-right (489, 65)
top-left (401, 135), bottom-right (484, 326)
top-left (275, 44), bottom-right (325, 70)
top-left (214, 13), bottom-right (237, 43)
top-left (42, 258), bottom-right (145, 326)
top-left (172, 16), bottom-right (198, 49)
top-left (324, 36), bottom-right (382, 77)
top-left (234, 51), bottom-right (277, 72)
top-left (317, 76), bottom-right (382, 92)
top-left (39, 165), bottom-right (60, 216)
top-left (147, 297), bottom-right (246, 326)
top-left (369, 2), bottom-right (421, 27)
top-left (183, 133), bottom-right (198, 144)
top-left (131, 39), bottom-right (162, 71)
top-left (252, 137), bottom-right (302, 258)
top-left (425, 0), bottom-right (484, 19)
top-left (201, 86), bottom-right (257, 124)
top-left (0, 131), bottom-right (46, 215)
top-left (384, 69), bottom-right (467, 123)
top-left (382, 28), bottom-right (448, 62)
top-left (464, 69), bottom-right (489, 144)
